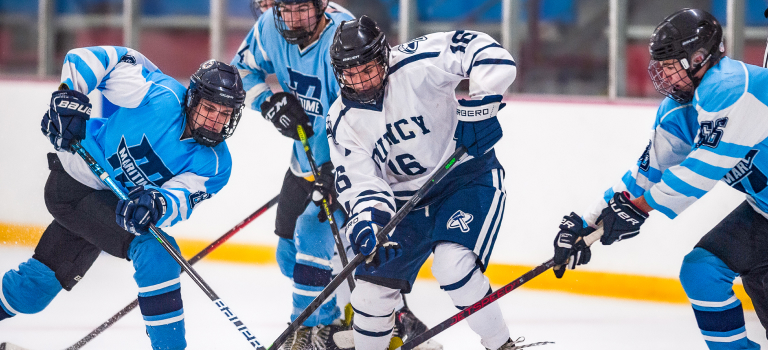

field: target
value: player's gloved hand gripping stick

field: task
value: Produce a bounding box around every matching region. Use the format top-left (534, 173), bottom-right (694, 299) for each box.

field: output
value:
top-left (391, 227), bottom-right (604, 350)
top-left (296, 124), bottom-right (355, 291)
top-left (70, 140), bottom-right (267, 350)
top-left (269, 146), bottom-right (470, 350)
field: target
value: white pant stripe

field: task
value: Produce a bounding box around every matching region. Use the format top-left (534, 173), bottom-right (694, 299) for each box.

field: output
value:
top-left (0, 278), bottom-right (19, 315)
top-left (702, 331), bottom-right (747, 342)
top-left (145, 313), bottom-right (185, 326)
top-left (296, 253), bottom-right (334, 268)
top-left (138, 278), bottom-right (181, 294)
top-left (473, 170), bottom-right (502, 257)
top-left (689, 295), bottom-right (739, 308)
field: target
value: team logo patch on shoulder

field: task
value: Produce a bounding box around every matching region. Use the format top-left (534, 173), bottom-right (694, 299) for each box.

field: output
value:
top-left (190, 191), bottom-right (212, 209)
top-left (638, 140), bottom-right (651, 172)
top-left (120, 54), bottom-right (137, 65)
top-left (447, 210), bottom-right (473, 233)
top-left (397, 36), bottom-right (427, 54)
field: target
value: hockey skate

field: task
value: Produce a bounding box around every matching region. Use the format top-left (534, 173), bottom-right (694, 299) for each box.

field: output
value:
top-left (392, 306), bottom-right (442, 350)
top-left (488, 337), bottom-right (554, 350)
top-left (332, 306), bottom-right (442, 350)
top-left (281, 319), bottom-right (350, 350)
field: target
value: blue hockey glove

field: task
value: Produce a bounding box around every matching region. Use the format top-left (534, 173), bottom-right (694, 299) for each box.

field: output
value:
top-left (553, 212), bottom-right (595, 278)
top-left (116, 186), bottom-right (168, 235)
top-left (41, 89), bottom-right (92, 153)
top-left (453, 95), bottom-right (505, 158)
top-left (597, 191), bottom-right (648, 245)
top-left (260, 92), bottom-right (314, 141)
top-left (347, 208), bottom-right (402, 270)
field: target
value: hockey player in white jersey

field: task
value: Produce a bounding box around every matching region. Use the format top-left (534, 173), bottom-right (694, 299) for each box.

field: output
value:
top-left (553, 8), bottom-right (768, 350)
top-left (233, 2), bottom-right (429, 349)
top-left (0, 47), bottom-right (245, 350)
top-left (327, 16), bottom-right (523, 350)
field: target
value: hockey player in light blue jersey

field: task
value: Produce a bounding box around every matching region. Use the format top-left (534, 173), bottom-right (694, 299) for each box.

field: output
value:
top-left (553, 8), bottom-right (768, 350)
top-left (0, 47), bottom-right (245, 350)
top-left (231, 1), bottom-right (354, 349)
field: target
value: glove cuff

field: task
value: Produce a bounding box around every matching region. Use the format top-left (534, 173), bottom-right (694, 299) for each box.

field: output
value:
top-left (456, 95), bottom-right (504, 122)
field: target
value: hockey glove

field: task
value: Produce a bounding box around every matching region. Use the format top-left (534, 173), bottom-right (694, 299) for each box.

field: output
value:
top-left (553, 212), bottom-right (595, 278)
top-left (597, 191), bottom-right (648, 245)
top-left (260, 92), bottom-right (314, 141)
top-left (41, 89), bottom-right (92, 153)
top-left (348, 208), bottom-right (402, 270)
top-left (116, 186), bottom-right (168, 235)
top-left (453, 95), bottom-right (505, 158)
top-left (313, 162), bottom-right (340, 223)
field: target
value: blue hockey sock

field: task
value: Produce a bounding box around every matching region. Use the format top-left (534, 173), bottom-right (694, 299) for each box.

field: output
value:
top-left (0, 258), bottom-right (62, 318)
top-left (130, 234), bottom-right (186, 350)
top-left (680, 248), bottom-right (760, 350)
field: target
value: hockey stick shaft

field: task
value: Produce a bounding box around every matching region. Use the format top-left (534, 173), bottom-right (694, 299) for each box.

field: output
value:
top-left (269, 146), bottom-right (469, 350)
top-left (296, 125), bottom-right (355, 291)
top-left (396, 227), bottom-right (604, 350)
top-left (64, 194), bottom-right (279, 350)
top-left (71, 141), bottom-right (266, 350)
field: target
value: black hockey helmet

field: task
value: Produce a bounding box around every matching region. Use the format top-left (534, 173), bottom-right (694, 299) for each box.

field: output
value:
top-left (647, 8), bottom-right (724, 103)
top-left (273, 0), bottom-right (328, 45)
top-left (185, 60), bottom-right (246, 147)
top-left (330, 15), bottom-right (390, 104)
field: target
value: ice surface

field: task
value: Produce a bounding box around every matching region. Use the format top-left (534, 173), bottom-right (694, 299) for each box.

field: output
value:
top-left (1, 246), bottom-right (767, 350)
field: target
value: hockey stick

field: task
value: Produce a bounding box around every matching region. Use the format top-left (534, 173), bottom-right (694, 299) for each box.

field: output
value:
top-left (296, 125), bottom-right (355, 291)
top-left (269, 146), bottom-right (469, 350)
top-left (60, 194), bottom-right (279, 350)
top-left (71, 140), bottom-right (266, 349)
top-left (392, 227), bottom-right (605, 350)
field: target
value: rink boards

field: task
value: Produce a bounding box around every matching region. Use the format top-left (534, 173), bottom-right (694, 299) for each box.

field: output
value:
top-left (0, 80), bottom-right (752, 308)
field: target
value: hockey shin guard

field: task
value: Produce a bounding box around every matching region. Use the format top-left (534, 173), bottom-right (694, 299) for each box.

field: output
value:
top-left (350, 280), bottom-right (400, 350)
top-left (130, 234), bottom-right (186, 350)
top-left (0, 258), bottom-right (62, 320)
top-left (680, 248), bottom-right (760, 350)
top-left (433, 243), bottom-right (509, 350)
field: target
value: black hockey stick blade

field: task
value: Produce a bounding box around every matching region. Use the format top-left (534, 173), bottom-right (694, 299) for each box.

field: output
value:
top-left (395, 227), bottom-right (604, 350)
top-left (269, 146), bottom-right (469, 350)
top-left (63, 195), bottom-right (279, 350)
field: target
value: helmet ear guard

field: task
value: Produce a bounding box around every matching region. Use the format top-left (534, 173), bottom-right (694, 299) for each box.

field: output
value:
top-left (185, 60), bottom-right (246, 147)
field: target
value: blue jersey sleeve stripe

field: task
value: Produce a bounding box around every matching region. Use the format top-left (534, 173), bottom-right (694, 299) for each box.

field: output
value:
top-left (645, 190), bottom-right (678, 219)
top-left (467, 58), bottom-right (516, 76)
top-left (85, 46), bottom-right (111, 70)
top-left (620, 171), bottom-right (646, 198)
top-left (358, 190), bottom-right (392, 198)
top-left (389, 52), bottom-right (441, 75)
top-left (642, 165), bottom-right (663, 183)
top-left (63, 54), bottom-right (98, 92)
top-left (352, 197), bottom-right (395, 213)
top-left (680, 157), bottom-right (732, 181)
top-left (703, 141), bottom-right (753, 159)
top-left (603, 187), bottom-right (615, 204)
top-left (661, 171), bottom-right (708, 199)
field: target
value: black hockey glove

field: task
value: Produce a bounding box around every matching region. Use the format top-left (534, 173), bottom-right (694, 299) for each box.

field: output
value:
top-left (347, 208), bottom-right (402, 271)
top-left (553, 212), bottom-right (595, 278)
top-left (260, 92), bottom-right (314, 141)
top-left (116, 186), bottom-right (167, 235)
top-left (453, 95), bottom-right (505, 158)
top-left (597, 191), bottom-right (648, 245)
top-left (41, 88), bottom-right (92, 153)
top-left (313, 162), bottom-right (339, 223)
